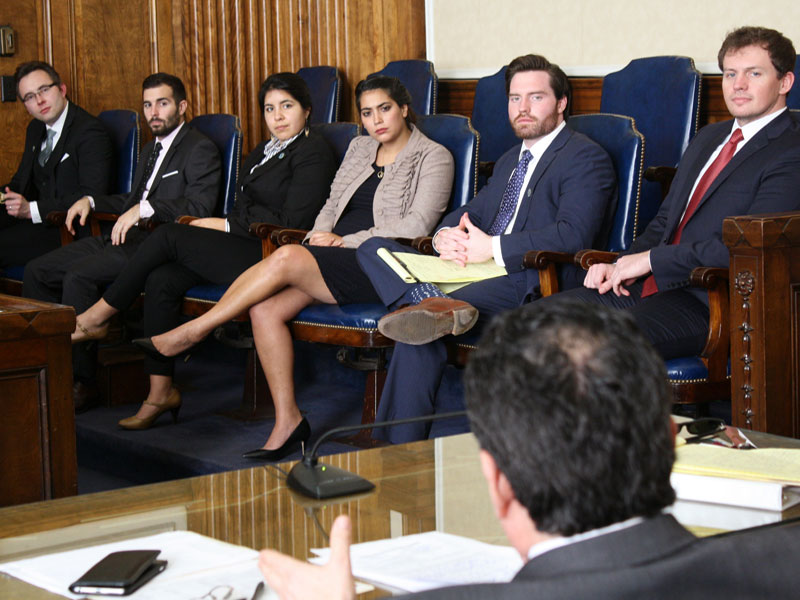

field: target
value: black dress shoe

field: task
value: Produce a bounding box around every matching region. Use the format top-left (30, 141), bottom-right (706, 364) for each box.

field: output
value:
top-left (243, 418), bottom-right (312, 461)
top-left (73, 381), bottom-right (100, 414)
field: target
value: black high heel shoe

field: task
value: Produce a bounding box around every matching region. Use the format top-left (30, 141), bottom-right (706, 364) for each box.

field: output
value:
top-left (132, 337), bottom-right (190, 361)
top-left (242, 418), bottom-right (311, 461)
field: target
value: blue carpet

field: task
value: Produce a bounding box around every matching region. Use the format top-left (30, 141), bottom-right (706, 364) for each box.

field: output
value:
top-left (76, 338), bottom-right (470, 493)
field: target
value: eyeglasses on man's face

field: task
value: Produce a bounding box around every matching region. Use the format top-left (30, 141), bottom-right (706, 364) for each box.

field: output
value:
top-left (21, 83), bottom-right (57, 104)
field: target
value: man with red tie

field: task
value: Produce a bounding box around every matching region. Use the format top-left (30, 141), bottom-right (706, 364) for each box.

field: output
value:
top-left (536, 25), bottom-right (800, 359)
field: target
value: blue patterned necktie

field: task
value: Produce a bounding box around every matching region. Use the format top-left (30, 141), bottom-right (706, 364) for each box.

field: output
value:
top-left (488, 150), bottom-right (532, 235)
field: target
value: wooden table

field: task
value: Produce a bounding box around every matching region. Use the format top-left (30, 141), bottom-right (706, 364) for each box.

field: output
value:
top-left (0, 294), bottom-right (76, 507)
top-left (1, 432), bottom-right (797, 598)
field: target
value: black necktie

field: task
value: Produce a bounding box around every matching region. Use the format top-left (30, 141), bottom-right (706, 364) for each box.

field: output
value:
top-left (132, 142), bottom-right (162, 200)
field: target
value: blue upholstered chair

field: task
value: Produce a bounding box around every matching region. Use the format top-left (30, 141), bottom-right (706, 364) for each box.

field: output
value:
top-left (189, 114), bottom-right (243, 217)
top-left (297, 66), bottom-right (341, 124)
top-left (370, 60), bottom-right (438, 116)
top-left (0, 109), bottom-right (142, 295)
top-left (601, 56), bottom-right (701, 236)
top-left (98, 109), bottom-right (141, 194)
top-left (312, 122), bottom-right (360, 163)
top-left (471, 66), bottom-right (517, 189)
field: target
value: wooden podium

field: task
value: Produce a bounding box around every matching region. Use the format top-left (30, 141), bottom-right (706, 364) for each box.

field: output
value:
top-left (724, 212), bottom-right (800, 438)
top-left (0, 294), bottom-right (77, 506)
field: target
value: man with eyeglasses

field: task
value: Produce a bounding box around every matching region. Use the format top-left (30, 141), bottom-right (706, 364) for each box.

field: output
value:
top-left (1, 61), bottom-right (113, 267)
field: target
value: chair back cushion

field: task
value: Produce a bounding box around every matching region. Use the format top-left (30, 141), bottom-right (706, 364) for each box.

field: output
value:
top-left (416, 114), bottom-right (479, 211)
top-left (568, 114), bottom-right (644, 252)
top-left (601, 56), bottom-right (700, 236)
top-left (312, 122), bottom-right (360, 165)
top-left (189, 114), bottom-right (243, 216)
top-left (97, 109), bottom-right (140, 194)
top-left (371, 60), bottom-right (438, 116)
top-left (297, 66), bottom-right (341, 124)
top-left (471, 66), bottom-right (517, 166)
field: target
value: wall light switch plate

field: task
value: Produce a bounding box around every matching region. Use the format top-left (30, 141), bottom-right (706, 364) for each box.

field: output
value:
top-left (1, 75), bottom-right (16, 102)
top-left (0, 26), bottom-right (16, 56)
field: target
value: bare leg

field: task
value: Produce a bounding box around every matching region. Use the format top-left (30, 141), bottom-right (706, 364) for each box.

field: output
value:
top-left (72, 298), bottom-right (118, 342)
top-left (250, 287), bottom-right (318, 449)
top-left (131, 375), bottom-right (178, 419)
top-left (151, 244), bottom-right (333, 356)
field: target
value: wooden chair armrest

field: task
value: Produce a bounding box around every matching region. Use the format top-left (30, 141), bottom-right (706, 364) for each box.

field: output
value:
top-left (574, 249), bottom-right (619, 270)
top-left (478, 161), bottom-right (496, 179)
top-left (688, 267), bottom-right (730, 375)
top-left (270, 227), bottom-right (309, 247)
top-left (137, 217), bottom-right (168, 232)
top-left (177, 215), bottom-right (199, 225)
top-left (246, 222), bottom-right (303, 258)
top-left (644, 166), bottom-right (677, 201)
top-left (522, 251), bottom-right (579, 297)
top-left (411, 236), bottom-right (434, 254)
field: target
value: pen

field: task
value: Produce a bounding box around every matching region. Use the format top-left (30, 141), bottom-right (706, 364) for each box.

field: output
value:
top-left (387, 250), bottom-right (420, 283)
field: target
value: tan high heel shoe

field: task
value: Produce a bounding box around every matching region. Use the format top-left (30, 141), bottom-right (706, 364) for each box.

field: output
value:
top-left (118, 388), bottom-right (182, 430)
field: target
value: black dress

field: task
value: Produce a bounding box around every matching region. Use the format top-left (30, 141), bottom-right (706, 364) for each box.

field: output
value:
top-left (305, 165), bottom-right (384, 304)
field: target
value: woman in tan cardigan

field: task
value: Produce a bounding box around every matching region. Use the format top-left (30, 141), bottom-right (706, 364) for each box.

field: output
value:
top-left (90, 76), bottom-right (454, 457)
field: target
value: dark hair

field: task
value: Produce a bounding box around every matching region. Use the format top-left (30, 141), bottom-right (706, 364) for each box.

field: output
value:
top-left (505, 54), bottom-right (572, 118)
top-left (717, 26), bottom-right (796, 77)
top-left (14, 61), bottom-right (61, 96)
top-left (464, 299), bottom-right (675, 536)
top-left (355, 75), bottom-right (416, 125)
top-left (258, 72), bottom-right (313, 116)
top-left (142, 72), bottom-right (187, 104)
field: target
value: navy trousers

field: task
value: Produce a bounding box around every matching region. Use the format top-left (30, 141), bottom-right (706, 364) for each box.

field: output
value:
top-left (356, 237), bottom-right (529, 443)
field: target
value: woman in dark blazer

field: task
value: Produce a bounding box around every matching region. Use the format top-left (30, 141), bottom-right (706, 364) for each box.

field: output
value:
top-left (71, 72), bottom-right (337, 429)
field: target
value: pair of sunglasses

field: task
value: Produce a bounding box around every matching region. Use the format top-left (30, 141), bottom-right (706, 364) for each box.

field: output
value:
top-left (675, 418), bottom-right (726, 444)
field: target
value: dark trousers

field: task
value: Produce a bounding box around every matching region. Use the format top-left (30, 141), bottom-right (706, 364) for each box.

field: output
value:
top-left (356, 237), bottom-right (529, 443)
top-left (0, 218), bottom-right (62, 268)
top-left (102, 223), bottom-right (262, 375)
top-left (534, 281), bottom-right (710, 360)
top-left (23, 234), bottom-right (139, 382)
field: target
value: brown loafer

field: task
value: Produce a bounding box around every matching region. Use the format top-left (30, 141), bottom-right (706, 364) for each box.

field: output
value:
top-left (377, 297), bottom-right (479, 345)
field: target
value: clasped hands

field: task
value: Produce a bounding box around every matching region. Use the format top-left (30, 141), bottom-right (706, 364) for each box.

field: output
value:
top-left (307, 231), bottom-right (344, 247)
top-left (435, 213), bottom-right (493, 267)
top-left (65, 196), bottom-right (140, 244)
top-left (583, 251), bottom-right (651, 296)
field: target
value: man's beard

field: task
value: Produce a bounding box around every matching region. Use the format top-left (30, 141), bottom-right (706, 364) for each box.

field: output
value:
top-left (512, 109), bottom-right (559, 140)
top-left (149, 114), bottom-right (180, 137)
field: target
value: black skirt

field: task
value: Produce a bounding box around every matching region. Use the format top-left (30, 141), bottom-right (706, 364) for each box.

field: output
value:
top-left (305, 245), bottom-right (382, 305)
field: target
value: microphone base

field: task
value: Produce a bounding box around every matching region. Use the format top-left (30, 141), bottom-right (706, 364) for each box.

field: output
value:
top-left (287, 461), bottom-right (376, 499)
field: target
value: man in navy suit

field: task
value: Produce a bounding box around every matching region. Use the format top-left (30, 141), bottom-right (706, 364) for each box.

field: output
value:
top-left (24, 72), bottom-right (221, 410)
top-left (0, 61), bottom-right (113, 266)
top-left (258, 301), bottom-right (800, 599)
top-left (356, 54), bottom-right (616, 443)
top-left (539, 26), bottom-right (800, 359)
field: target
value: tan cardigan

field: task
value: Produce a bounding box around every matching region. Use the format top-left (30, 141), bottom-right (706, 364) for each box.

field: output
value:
top-left (306, 125), bottom-right (454, 248)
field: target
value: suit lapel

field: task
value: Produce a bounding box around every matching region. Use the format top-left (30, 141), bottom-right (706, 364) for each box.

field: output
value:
top-left (511, 126), bottom-right (571, 232)
top-left (147, 123), bottom-right (189, 196)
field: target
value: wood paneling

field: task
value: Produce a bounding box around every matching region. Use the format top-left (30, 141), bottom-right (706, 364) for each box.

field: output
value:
top-left (438, 75), bottom-right (729, 127)
top-left (1, 0), bottom-right (426, 183)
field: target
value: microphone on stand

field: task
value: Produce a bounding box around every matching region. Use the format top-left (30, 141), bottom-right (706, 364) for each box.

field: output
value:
top-left (287, 411), bottom-right (468, 499)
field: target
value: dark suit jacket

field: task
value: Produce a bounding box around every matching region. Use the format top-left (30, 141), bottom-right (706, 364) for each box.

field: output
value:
top-left (439, 125), bottom-right (616, 298)
top-left (227, 131), bottom-right (337, 236)
top-left (93, 123), bottom-right (221, 222)
top-left (5, 102), bottom-right (114, 214)
top-left (623, 110), bottom-right (800, 304)
top-left (408, 514), bottom-right (800, 599)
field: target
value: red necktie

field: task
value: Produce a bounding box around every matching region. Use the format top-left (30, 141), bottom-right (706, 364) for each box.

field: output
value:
top-left (641, 128), bottom-right (744, 298)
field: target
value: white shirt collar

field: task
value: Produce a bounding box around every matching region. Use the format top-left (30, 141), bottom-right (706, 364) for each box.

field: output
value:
top-left (734, 106), bottom-right (786, 143)
top-left (155, 120), bottom-right (185, 152)
top-left (526, 515), bottom-right (645, 562)
top-left (46, 101), bottom-right (69, 139)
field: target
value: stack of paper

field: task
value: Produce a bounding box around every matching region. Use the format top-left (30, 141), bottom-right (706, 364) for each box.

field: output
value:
top-left (310, 530), bottom-right (522, 594)
top-left (671, 444), bottom-right (800, 531)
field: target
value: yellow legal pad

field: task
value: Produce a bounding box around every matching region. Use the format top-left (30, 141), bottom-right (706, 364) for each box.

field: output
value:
top-left (674, 445), bottom-right (800, 485)
top-left (377, 248), bottom-right (507, 293)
